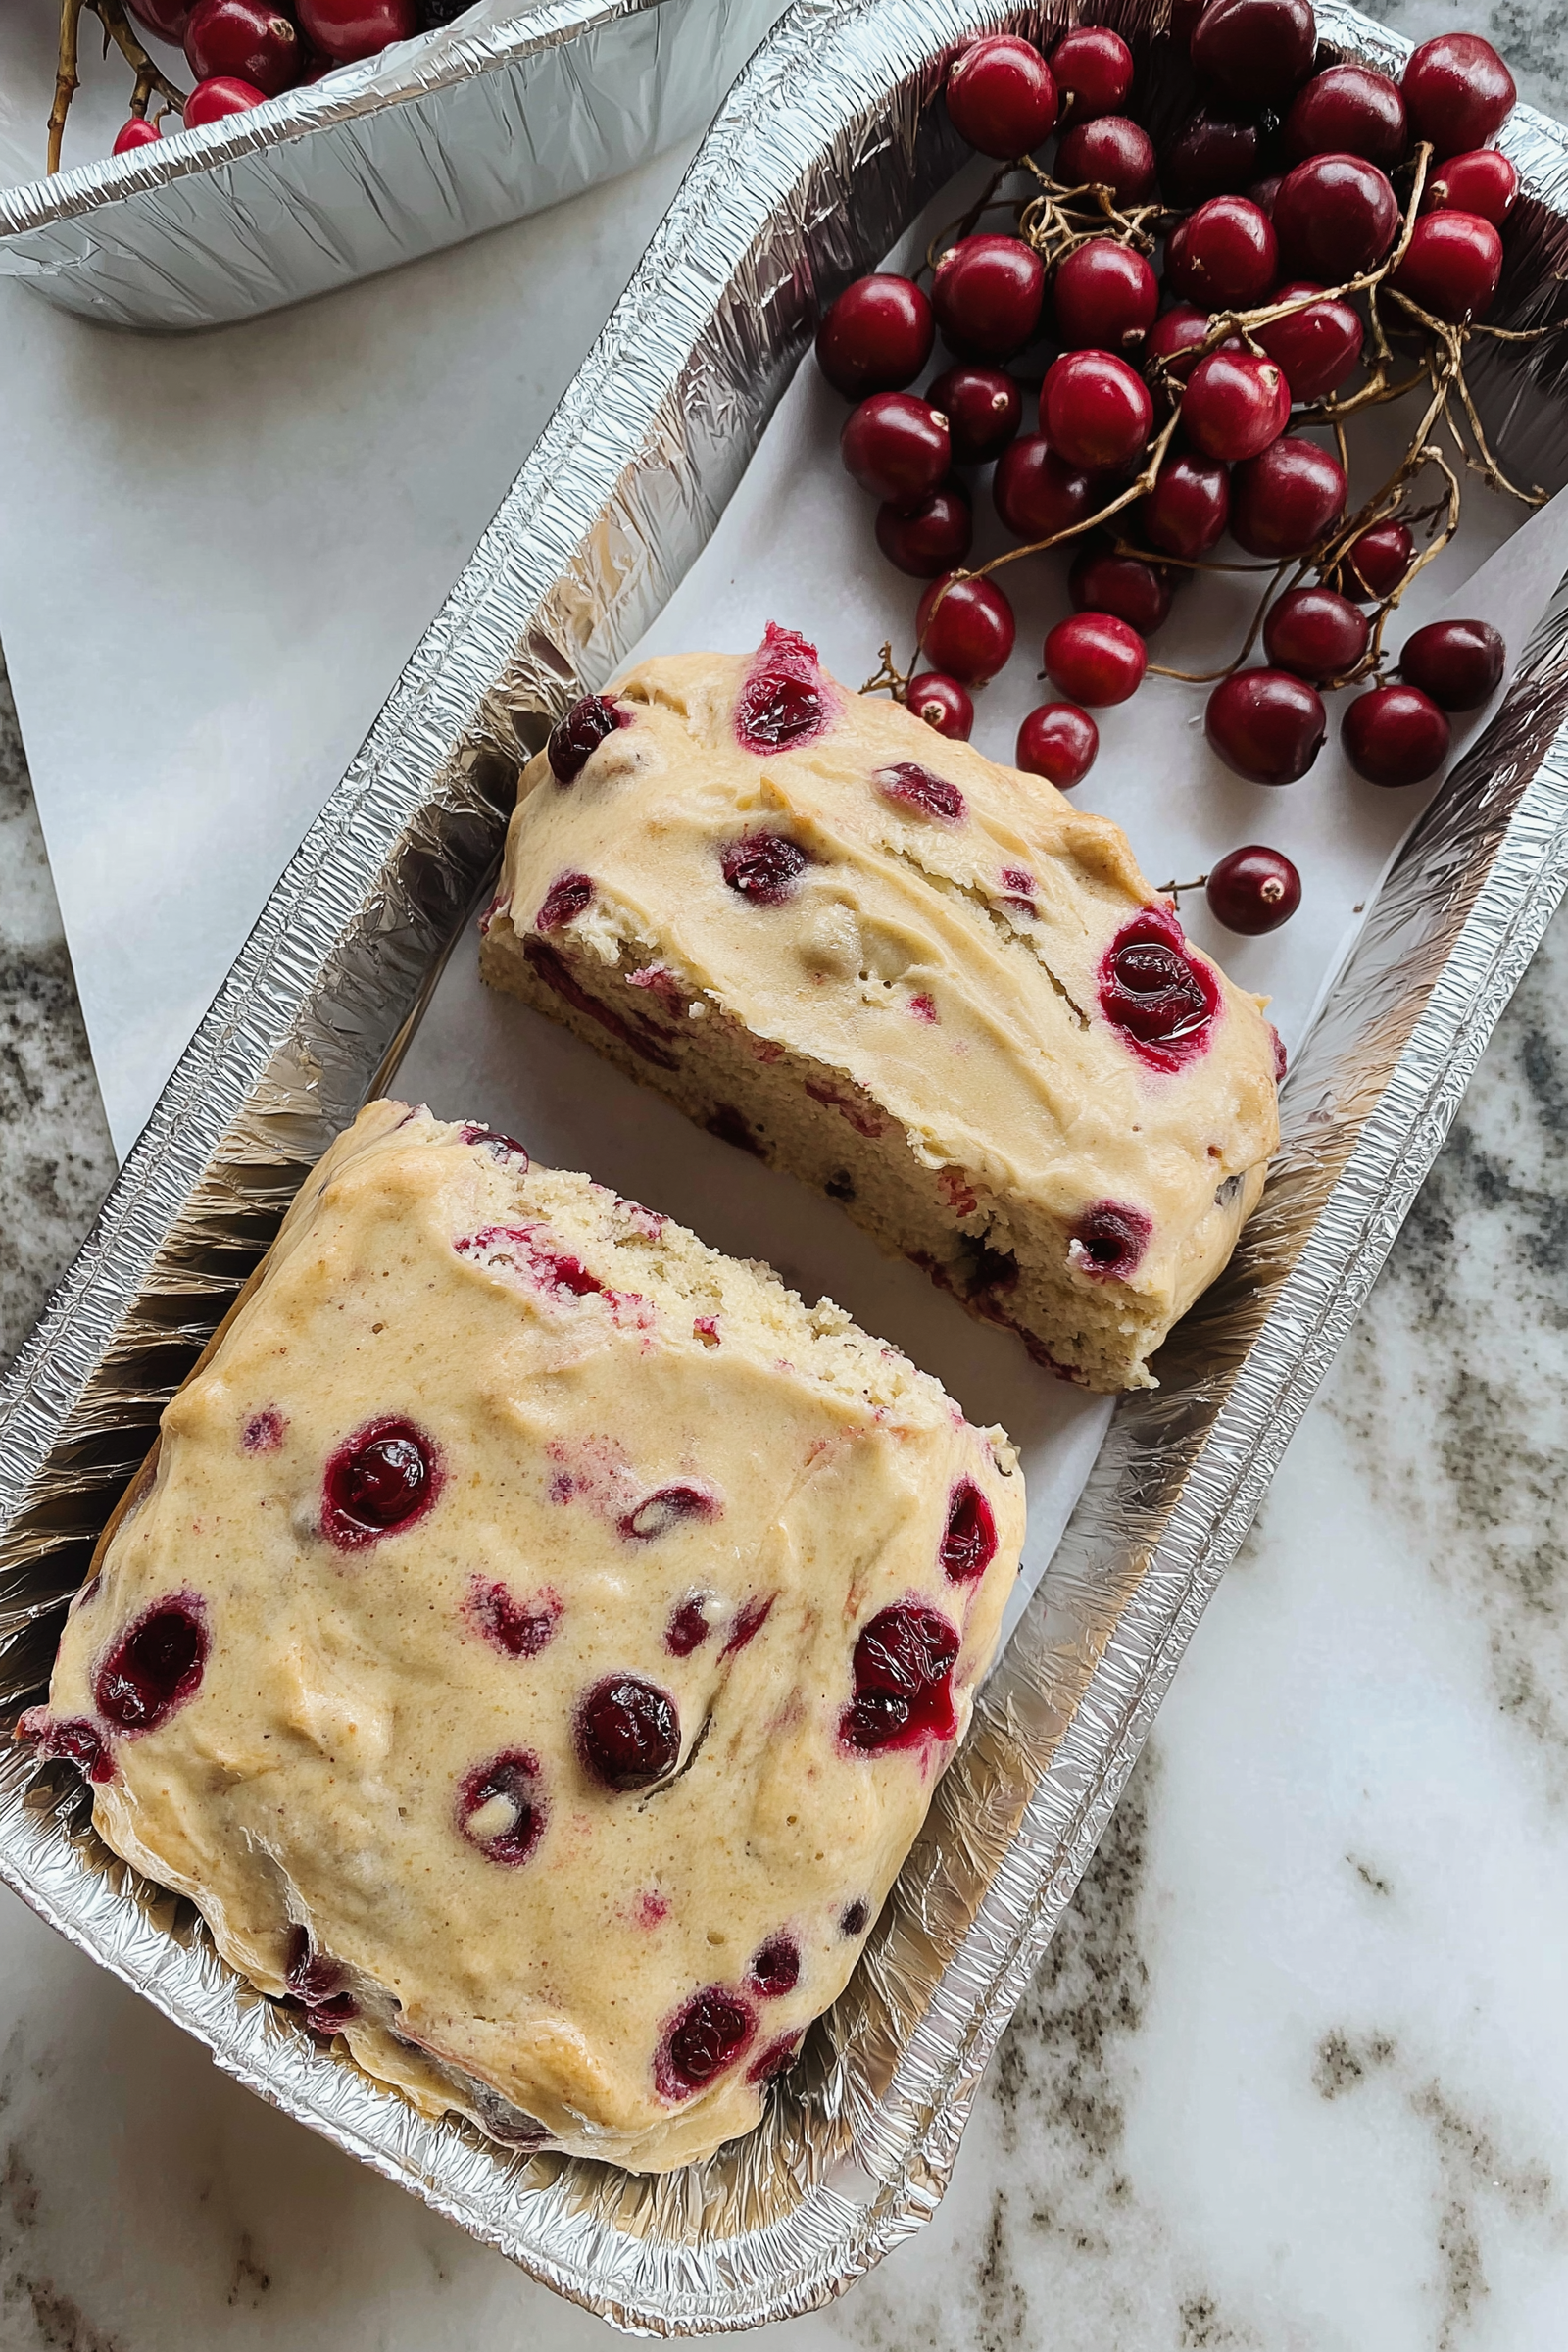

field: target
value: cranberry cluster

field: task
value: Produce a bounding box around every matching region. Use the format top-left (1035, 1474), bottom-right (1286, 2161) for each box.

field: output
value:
top-left (817, 6), bottom-right (1527, 938)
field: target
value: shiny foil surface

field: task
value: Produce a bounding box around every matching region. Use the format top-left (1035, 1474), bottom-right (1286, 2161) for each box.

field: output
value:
top-left (4, 0), bottom-right (1568, 2332)
top-left (0, 0), bottom-right (785, 330)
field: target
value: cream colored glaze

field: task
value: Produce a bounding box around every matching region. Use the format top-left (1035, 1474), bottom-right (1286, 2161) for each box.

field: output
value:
top-left (33, 1102), bottom-right (1024, 2173)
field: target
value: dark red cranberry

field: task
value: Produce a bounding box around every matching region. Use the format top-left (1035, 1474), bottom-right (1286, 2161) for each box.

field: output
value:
top-left (1164, 196), bottom-right (1278, 309)
top-left (1161, 106), bottom-right (1264, 206)
top-left (17, 1712), bottom-right (113, 1784)
top-left (242, 1407), bottom-right (285, 1452)
top-left (185, 0), bottom-right (301, 93)
top-left (576, 1675), bottom-right (680, 1790)
top-left (665, 1596), bottom-right (711, 1656)
top-left (1044, 612), bottom-right (1148, 707)
top-left (875, 762), bottom-right (966, 823)
top-left (815, 274), bottom-right (934, 398)
top-left (1071, 1201), bottom-right (1152, 1278)
top-left (126, 0), bottom-right (192, 32)
top-left (993, 436), bottom-right (1097, 542)
top-left (1284, 63), bottom-right (1406, 166)
top-left (548, 694), bottom-right (626, 783)
top-left (1051, 25), bottom-right (1133, 121)
top-left (927, 367), bottom-right (1021, 466)
top-left (1273, 154), bottom-right (1399, 278)
top-left (941, 1480), bottom-right (998, 1581)
top-left (1255, 280), bottom-right (1364, 401)
top-left (323, 1417), bottom-right (440, 1547)
top-left (1230, 435), bottom-right (1347, 558)
top-left (1042, 350), bottom-right (1152, 470)
top-left (1099, 907), bottom-right (1220, 1060)
top-left (841, 394), bottom-right (951, 503)
top-left (296, 0), bottom-right (416, 64)
top-left (458, 1123), bottom-right (529, 1167)
top-left (916, 575), bottom-right (1015, 685)
top-left (1398, 618), bottom-right (1504, 710)
top-left (734, 625), bottom-right (828, 754)
top-left (748, 2033), bottom-right (804, 2085)
top-left (1016, 701), bottom-right (1099, 788)
top-left (1338, 518), bottom-right (1412, 600)
top-left (841, 1604), bottom-right (960, 1752)
top-left (720, 832), bottom-right (809, 906)
top-left (457, 1749), bottom-right (545, 1866)
top-left (466, 1577), bottom-right (562, 1658)
top-left (1401, 33), bottom-right (1515, 160)
top-left (1140, 452), bottom-right (1231, 557)
top-left (749, 1935), bottom-right (800, 1996)
top-left (720, 1594), bottom-right (774, 1658)
top-left (656, 1986), bottom-right (756, 2097)
top-left (1053, 241), bottom-right (1158, 352)
top-left (1069, 546), bottom-right (1172, 635)
top-left (876, 485), bottom-right (972, 577)
top-left (840, 1899), bottom-right (870, 1936)
top-left (932, 236), bottom-right (1046, 360)
top-left (1190, 0), bottom-right (1316, 106)
top-left (285, 1925), bottom-right (359, 2019)
top-left (1205, 844), bottom-right (1302, 932)
top-left (1424, 148), bottom-right (1518, 227)
top-left (620, 1484), bottom-right (721, 1541)
top-left (1181, 351), bottom-right (1290, 462)
top-left (1205, 668), bottom-right (1326, 782)
top-left (907, 673), bottom-right (974, 739)
top-left (1342, 683), bottom-right (1451, 786)
top-left (1169, 0), bottom-right (1207, 46)
top-left (114, 116), bottom-right (164, 153)
top-left (1056, 116), bottom-right (1157, 203)
top-left (535, 871), bottom-right (594, 932)
top-left (1262, 586), bottom-right (1368, 679)
top-left (1145, 305), bottom-right (1213, 385)
top-left (183, 74), bottom-right (268, 123)
top-left (945, 33), bottom-right (1057, 157)
top-left (1250, 172), bottom-right (1283, 217)
top-left (94, 1596), bottom-right (209, 1734)
top-left (1392, 211), bottom-right (1502, 322)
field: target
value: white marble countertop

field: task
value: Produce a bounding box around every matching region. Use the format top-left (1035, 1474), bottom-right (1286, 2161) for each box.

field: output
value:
top-left (2, 3), bottom-right (1567, 2342)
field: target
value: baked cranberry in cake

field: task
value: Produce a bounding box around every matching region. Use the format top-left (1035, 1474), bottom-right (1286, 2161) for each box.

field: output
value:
top-left (720, 833), bottom-right (810, 906)
top-left (285, 1924), bottom-right (360, 2023)
top-left (459, 1124), bottom-right (530, 1167)
top-left (322, 1418), bottom-right (441, 1548)
top-left (749, 1934), bottom-right (801, 1996)
top-left (720, 1594), bottom-right (774, 1656)
top-left (17, 1710), bottom-right (113, 1783)
top-left (521, 937), bottom-right (679, 1071)
top-left (242, 1407), bottom-right (284, 1453)
top-left (1099, 910), bottom-right (1219, 1067)
top-left (747, 2032), bottom-right (804, 2084)
top-left (874, 763), bottom-right (966, 823)
top-left (465, 1575), bottom-right (563, 1658)
top-left (576, 1675), bottom-right (681, 1790)
top-left (839, 1898), bottom-right (870, 1937)
top-left (457, 1749), bottom-right (545, 1867)
top-left (1071, 1202), bottom-right (1152, 1279)
top-left (619, 1484), bottom-right (721, 1541)
top-left (941, 1480), bottom-right (998, 1582)
top-left (842, 1604), bottom-right (960, 1752)
top-left (734, 625), bottom-right (831, 754)
top-left (534, 873), bottom-right (595, 934)
top-left (93, 1596), bottom-right (209, 1734)
top-left (664, 1596), bottom-right (711, 1655)
top-left (548, 695), bottom-right (627, 784)
top-left (657, 1985), bottom-right (757, 2098)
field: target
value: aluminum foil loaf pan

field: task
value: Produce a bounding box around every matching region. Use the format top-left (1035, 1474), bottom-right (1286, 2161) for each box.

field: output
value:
top-left (0, 0), bottom-right (785, 331)
top-left (5, 0), bottom-right (1568, 2331)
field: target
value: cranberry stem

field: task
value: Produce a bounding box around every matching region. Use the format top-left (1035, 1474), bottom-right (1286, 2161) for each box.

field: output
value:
top-left (50, 0), bottom-right (189, 173)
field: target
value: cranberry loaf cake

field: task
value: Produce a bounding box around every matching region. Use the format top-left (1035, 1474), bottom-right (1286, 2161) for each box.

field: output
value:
top-left (480, 626), bottom-right (1281, 1392)
top-left (21, 1101), bottom-right (1023, 2173)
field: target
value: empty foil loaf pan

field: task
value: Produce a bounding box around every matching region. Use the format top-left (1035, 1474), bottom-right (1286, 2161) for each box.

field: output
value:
top-left (5, 0), bottom-right (1568, 2331)
top-left (0, 0), bottom-right (784, 331)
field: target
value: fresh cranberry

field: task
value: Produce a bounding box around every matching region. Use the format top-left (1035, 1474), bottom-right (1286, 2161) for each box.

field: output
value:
top-left (322, 1418), bottom-right (440, 1547)
top-left (1230, 435), bottom-right (1347, 557)
top-left (457, 1749), bottom-right (544, 1866)
top-left (576, 1675), bottom-right (680, 1790)
top-left (1342, 683), bottom-right (1451, 786)
top-left (876, 762), bottom-right (966, 822)
top-left (1262, 586), bottom-right (1368, 679)
top-left (915, 575), bottom-right (1015, 685)
top-left (126, 0), bottom-right (193, 33)
top-left (1056, 116), bottom-right (1157, 203)
top-left (945, 33), bottom-right (1057, 156)
top-left (184, 0), bottom-right (301, 93)
top-left (1401, 33), bottom-right (1515, 159)
top-left (1161, 106), bottom-right (1264, 205)
top-left (466, 1577), bottom-right (562, 1658)
top-left (1070, 1201), bottom-right (1152, 1278)
top-left (1181, 351), bottom-right (1290, 462)
top-left (993, 436), bottom-right (1097, 542)
top-left (840, 1899), bottom-right (870, 1936)
top-left (1016, 701), bottom-right (1099, 788)
top-left (1053, 241), bottom-right (1158, 353)
top-left (1398, 618), bottom-right (1504, 710)
top-left (94, 1596), bottom-right (209, 1734)
top-left (1273, 154), bottom-right (1399, 278)
top-left (1190, 0), bottom-right (1315, 107)
top-left (534, 872), bottom-right (594, 932)
top-left (1255, 280), bottom-right (1363, 401)
top-left (656, 1986), bottom-right (756, 2097)
top-left (841, 394), bottom-right (951, 503)
top-left (1043, 612), bottom-right (1146, 707)
top-left (1051, 25), bottom-right (1133, 121)
top-left (114, 117), bottom-right (164, 154)
top-left (1145, 305), bottom-right (1213, 384)
top-left (1284, 63), bottom-right (1406, 166)
top-left (1164, 196), bottom-right (1278, 309)
top-left (931, 236), bottom-right (1046, 359)
top-left (941, 1481), bottom-right (997, 1581)
top-left (907, 672), bottom-right (974, 739)
top-left (1250, 172), bottom-right (1283, 216)
top-left (841, 1604), bottom-right (960, 1753)
top-left (1338, 518), bottom-right (1412, 600)
top-left (814, 274), bottom-right (934, 398)
top-left (876, 486), bottom-right (972, 577)
top-left (1068, 546), bottom-right (1172, 635)
top-left (1205, 668), bottom-right (1326, 782)
top-left (1170, 0), bottom-right (1208, 46)
top-left (1140, 452), bottom-right (1231, 557)
top-left (548, 694), bottom-right (626, 783)
top-left (1042, 350), bottom-right (1152, 471)
top-left (720, 831), bottom-right (809, 905)
top-left (1205, 844), bottom-right (1302, 932)
top-left (665, 1597), bottom-right (710, 1656)
top-left (619, 1484), bottom-right (721, 1540)
top-left (749, 1935), bottom-right (800, 1996)
top-left (296, 0), bottom-right (416, 64)
top-left (17, 1712), bottom-right (113, 1784)
top-left (1424, 147), bottom-right (1518, 226)
top-left (1099, 907), bottom-right (1219, 1061)
top-left (927, 367), bottom-right (1021, 465)
top-left (1392, 211), bottom-right (1502, 322)
top-left (734, 624), bottom-right (829, 753)
top-left (183, 75), bottom-right (268, 124)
